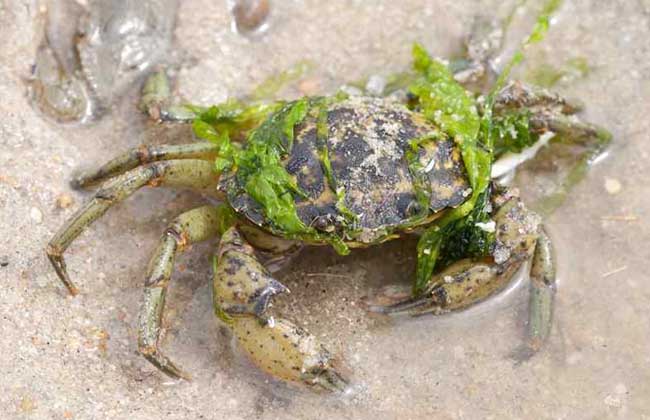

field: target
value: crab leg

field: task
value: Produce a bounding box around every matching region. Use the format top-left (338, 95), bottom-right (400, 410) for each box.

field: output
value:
top-left (377, 231), bottom-right (556, 358)
top-left (47, 159), bottom-right (218, 295)
top-left (71, 142), bottom-right (219, 189)
top-left (373, 192), bottom-right (558, 356)
top-left (138, 70), bottom-right (203, 123)
top-left (526, 227), bottom-right (556, 353)
top-left (493, 81), bottom-right (612, 215)
top-left (213, 227), bottom-right (348, 392)
top-left (138, 205), bottom-right (230, 380)
top-left (494, 81), bottom-right (584, 115)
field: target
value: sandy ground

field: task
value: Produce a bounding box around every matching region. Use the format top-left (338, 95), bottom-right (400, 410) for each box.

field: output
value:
top-left (1, 0), bottom-right (649, 419)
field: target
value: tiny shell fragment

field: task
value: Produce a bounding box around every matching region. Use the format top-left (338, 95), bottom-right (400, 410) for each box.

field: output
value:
top-left (56, 193), bottom-right (75, 209)
top-left (604, 177), bottom-right (622, 194)
top-left (30, 207), bottom-right (44, 223)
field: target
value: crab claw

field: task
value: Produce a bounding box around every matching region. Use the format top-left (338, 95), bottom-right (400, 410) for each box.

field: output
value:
top-left (230, 317), bottom-right (350, 393)
top-left (303, 359), bottom-right (350, 392)
top-left (214, 227), bottom-right (349, 392)
top-left (369, 260), bottom-right (504, 317)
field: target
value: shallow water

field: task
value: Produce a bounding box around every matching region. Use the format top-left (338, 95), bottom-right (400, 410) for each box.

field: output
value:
top-left (1, 0), bottom-right (649, 418)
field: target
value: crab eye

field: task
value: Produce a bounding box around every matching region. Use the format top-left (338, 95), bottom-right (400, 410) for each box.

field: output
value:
top-left (405, 200), bottom-right (423, 218)
top-left (312, 216), bottom-right (334, 232)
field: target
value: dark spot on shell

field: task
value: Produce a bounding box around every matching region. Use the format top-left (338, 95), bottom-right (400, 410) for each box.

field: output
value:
top-left (395, 193), bottom-right (418, 218)
top-left (296, 204), bottom-right (338, 228)
top-left (286, 127), bottom-right (326, 200)
top-left (285, 152), bottom-right (309, 174)
top-left (331, 128), bottom-right (372, 168)
top-left (327, 107), bottom-right (356, 126)
top-left (421, 137), bottom-right (470, 211)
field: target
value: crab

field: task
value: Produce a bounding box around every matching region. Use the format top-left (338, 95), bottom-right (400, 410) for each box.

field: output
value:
top-left (46, 16), bottom-right (610, 392)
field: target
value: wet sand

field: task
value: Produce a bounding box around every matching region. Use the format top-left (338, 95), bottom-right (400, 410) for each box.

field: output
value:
top-left (1, 1), bottom-right (649, 418)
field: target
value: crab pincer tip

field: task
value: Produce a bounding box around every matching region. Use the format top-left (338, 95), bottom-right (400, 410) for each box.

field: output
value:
top-left (67, 284), bottom-right (80, 296)
top-left (313, 368), bottom-right (350, 393)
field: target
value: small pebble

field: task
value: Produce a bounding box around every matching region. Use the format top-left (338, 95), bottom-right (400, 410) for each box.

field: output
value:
top-left (19, 396), bottom-right (36, 413)
top-left (30, 207), bottom-right (43, 223)
top-left (604, 177), bottom-right (622, 194)
top-left (365, 75), bottom-right (386, 96)
top-left (0, 255), bottom-right (8, 267)
top-left (56, 193), bottom-right (74, 209)
top-left (232, 0), bottom-right (270, 33)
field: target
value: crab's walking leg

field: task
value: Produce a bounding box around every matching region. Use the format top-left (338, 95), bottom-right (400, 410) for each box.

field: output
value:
top-left (493, 81), bottom-right (612, 215)
top-left (71, 142), bottom-right (219, 189)
top-left (47, 159), bottom-right (217, 295)
top-left (139, 70), bottom-right (198, 123)
top-left (494, 81), bottom-right (584, 115)
top-left (138, 205), bottom-right (230, 379)
top-left (526, 227), bottom-right (556, 354)
top-left (213, 227), bottom-right (348, 392)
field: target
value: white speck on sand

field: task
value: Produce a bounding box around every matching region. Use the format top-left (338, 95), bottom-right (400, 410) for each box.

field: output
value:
top-left (30, 207), bottom-right (43, 223)
top-left (604, 177), bottom-right (622, 194)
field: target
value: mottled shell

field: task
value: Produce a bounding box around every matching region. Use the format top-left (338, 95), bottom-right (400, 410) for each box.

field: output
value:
top-left (226, 96), bottom-right (470, 244)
